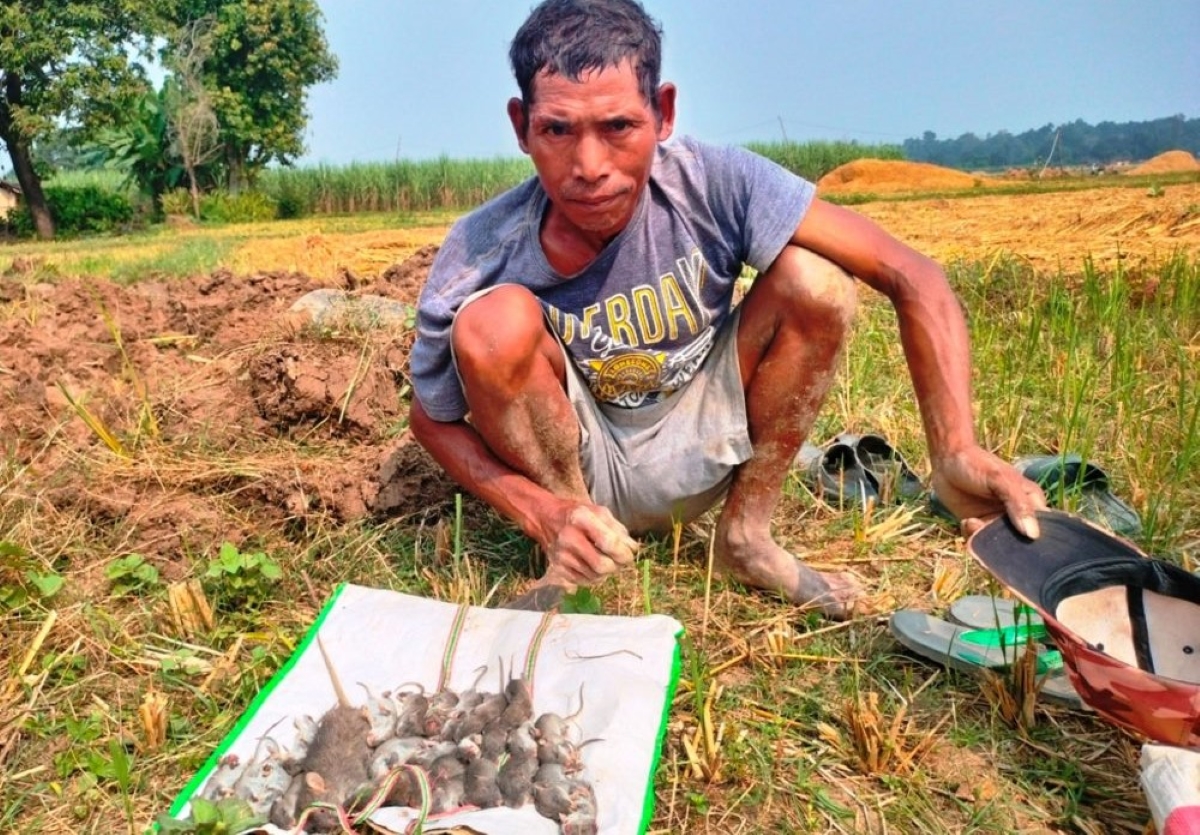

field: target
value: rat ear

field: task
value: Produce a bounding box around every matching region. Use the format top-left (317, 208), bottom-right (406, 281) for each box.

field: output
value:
top-left (305, 771), bottom-right (327, 793)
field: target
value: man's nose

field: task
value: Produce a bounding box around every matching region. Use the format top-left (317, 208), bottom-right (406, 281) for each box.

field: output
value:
top-left (572, 132), bottom-right (609, 182)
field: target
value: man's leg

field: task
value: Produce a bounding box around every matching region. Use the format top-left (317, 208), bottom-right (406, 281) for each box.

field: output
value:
top-left (452, 284), bottom-right (608, 608)
top-left (453, 284), bottom-right (589, 503)
top-left (715, 246), bottom-right (863, 618)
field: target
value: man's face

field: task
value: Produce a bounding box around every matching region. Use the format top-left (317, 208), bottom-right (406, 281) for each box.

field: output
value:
top-left (509, 60), bottom-right (675, 243)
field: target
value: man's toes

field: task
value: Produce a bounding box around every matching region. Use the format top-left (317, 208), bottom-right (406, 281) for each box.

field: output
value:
top-left (796, 570), bottom-right (863, 620)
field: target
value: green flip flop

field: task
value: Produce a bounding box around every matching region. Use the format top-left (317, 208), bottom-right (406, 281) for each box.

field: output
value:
top-left (946, 595), bottom-right (1084, 708)
top-left (1016, 454), bottom-right (1142, 538)
top-left (948, 595), bottom-right (1043, 631)
top-left (889, 609), bottom-right (1083, 706)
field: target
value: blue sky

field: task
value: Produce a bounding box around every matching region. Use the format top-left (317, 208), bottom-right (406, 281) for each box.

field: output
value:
top-left (300, 0), bottom-right (1199, 165)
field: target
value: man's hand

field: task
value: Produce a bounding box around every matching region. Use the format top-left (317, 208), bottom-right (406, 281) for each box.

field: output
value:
top-left (538, 501), bottom-right (640, 586)
top-left (929, 446), bottom-right (1047, 539)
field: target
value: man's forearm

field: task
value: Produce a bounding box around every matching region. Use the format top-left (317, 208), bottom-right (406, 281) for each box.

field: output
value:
top-left (890, 271), bottom-right (979, 461)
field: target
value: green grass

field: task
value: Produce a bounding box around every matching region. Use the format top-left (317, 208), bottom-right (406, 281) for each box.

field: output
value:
top-left (259, 156), bottom-right (537, 216)
top-left (746, 140), bottom-right (905, 182)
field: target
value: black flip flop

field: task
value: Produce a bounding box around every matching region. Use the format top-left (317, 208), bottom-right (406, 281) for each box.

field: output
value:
top-left (1015, 454), bottom-right (1142, 538)
top-left (797, 439), bottom-right (880, 507)
top-left (835, 433), bottom-right (925, 503)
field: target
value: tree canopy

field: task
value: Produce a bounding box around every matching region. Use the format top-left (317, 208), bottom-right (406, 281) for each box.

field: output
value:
top-left (0, 1), bottom-right (166, 237)
top-left (904, 115), bottom-right (1200, 171)
top-left (165, 0), bottom-right (337, 191)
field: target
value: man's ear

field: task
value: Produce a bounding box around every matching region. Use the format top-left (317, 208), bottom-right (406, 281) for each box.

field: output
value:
top-left (655, 83), bottom-right (677, 141)
top-left (507, 98), bottom-right (530, 154)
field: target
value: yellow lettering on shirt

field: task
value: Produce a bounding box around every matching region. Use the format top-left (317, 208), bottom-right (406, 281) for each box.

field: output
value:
top-left (660, 274), bottom-right (698, 339)
top-left (605, 295), bottom-right (638, 347)
top-left (631, 285), bottom-right (664, 343)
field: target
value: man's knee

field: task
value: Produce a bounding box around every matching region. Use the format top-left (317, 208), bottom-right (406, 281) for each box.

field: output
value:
top-left (452, 284), bottom-right (545, 367)
top-left (766, 246), bottom-right (857, 333)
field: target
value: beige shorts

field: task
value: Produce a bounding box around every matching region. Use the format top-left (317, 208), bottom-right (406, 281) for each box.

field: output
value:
top-left (565, 310), bottom-right (750, 534)
top-left (456, 288), bottom-right (751, 535)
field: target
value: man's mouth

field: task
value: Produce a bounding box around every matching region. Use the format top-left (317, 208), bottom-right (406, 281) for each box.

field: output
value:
top-left (570, 192), bottom-right (623, 207)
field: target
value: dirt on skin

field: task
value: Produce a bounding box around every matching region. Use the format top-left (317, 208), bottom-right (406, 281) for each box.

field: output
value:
top-left (1, 182), bottom-right (1197, 572)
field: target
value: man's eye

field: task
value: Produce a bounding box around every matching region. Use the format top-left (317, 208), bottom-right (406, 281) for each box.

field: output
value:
top-left (545, 123), bottom-right (569, 136)
top-left (608, 120), bottom-right (632, 132)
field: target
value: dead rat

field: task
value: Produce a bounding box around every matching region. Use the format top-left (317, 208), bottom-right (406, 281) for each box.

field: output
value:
top-left (233, 737), bottom-right (293, 818)
top-left (282, 714), bottom-right (319, 774)
top-left (463, 756), bottom-right (503, 809)
top-left (393, 687), bottom-right (431, 738)
top-left (561, 809), bottom-right (600, 835)
top-left (429, 773), bottom-right (465, 815)
top-left (378, 765), bottom-right (421, 808)
top-left (291, 635), bottom-right (373, 832)
top-left (537, 731), bottom-right (599, 774)
top-left (534, 686), bottom-right (594, 772)
top-left (479, 722), bottom-right (509, 761)
top-left (406, 739), bottom-right (458, 770)
top-left (560, 781), bottom-right (599, 835)
top-left (421, 752), bottom-right (471, 814)
top-left (452, 689), bottom-right (508, 742)
top-left (268, 772), bottom-right (304, 829)
top-left (358, 682), bottom-right (398, 747)
top-left (200, 753), bottom-right (242, 801)
top-left (498, 675), bottom-right (534, 728)
top-left (456, 733), bottom-right (483, 763)
top-left (427, 752), bottom-right (465, 785)
top-left (496, 721), bottom-right (539, 808)
top-left (422, 688), bottom-right (461, 738)
top-left (531, 762), bottom-right (574, 821)
top-left (454, 664), bottom-right (491, 714)
top-left (369, 735), bottom-right (431, 780)
top-left (452, 660), bottom-right (522, 742)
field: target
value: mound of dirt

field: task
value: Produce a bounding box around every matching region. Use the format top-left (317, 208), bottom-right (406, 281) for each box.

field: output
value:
top-left (817, 159), bottom-right (991, 195)
top-left (1125, 149), bottom-right (1200, 175)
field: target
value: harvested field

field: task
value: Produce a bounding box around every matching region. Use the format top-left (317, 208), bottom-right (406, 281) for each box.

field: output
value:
top-left (0, 177), bottom-right (1196, 834)
top-left (851, 180), bottom-right (1200, 272)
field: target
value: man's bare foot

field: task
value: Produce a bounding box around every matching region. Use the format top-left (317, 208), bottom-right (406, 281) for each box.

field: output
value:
top-left (716, 530), bottom-right (864, 620)
top-left (791, 562), bottom-right (862, 620)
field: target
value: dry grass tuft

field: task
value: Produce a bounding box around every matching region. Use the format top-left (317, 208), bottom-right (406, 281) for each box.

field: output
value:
top-left (980, 639), bottom-right (1044, 730)
top-left (820, 682), bottom-right (946, 776)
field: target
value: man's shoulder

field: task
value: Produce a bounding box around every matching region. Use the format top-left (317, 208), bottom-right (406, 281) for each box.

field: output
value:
top-left (653, 136), bottom-right (777, 192)
top-left (422, 172), bottom-right (540, 296)
top-left (448, 175), bottom-right (541, 242)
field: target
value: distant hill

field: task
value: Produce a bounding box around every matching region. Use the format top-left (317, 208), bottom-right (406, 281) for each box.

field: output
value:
top-left (903, 115), bottom-right (1200, 171)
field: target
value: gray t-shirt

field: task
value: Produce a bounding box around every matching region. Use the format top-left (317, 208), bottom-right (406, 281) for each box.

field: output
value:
top-left (410, 135), bottom-right (815, 422)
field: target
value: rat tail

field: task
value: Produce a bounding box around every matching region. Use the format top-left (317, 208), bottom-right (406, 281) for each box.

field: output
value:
top-left (316, 633), bottom-right (352, 708)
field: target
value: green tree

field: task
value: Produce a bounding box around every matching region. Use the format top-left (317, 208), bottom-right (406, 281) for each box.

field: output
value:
top-left (92, 85), bottom-right (185, 212)
top-left (168, 0), bottom-right (337, 192)
top-left (0, 2), bottom-right (166, 239)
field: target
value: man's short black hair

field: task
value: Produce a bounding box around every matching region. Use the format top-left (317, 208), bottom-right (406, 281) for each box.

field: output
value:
top-left (509, 0), bottom-right (663, 120)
